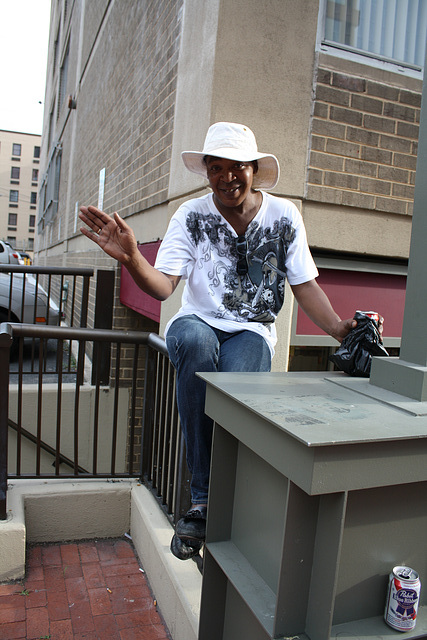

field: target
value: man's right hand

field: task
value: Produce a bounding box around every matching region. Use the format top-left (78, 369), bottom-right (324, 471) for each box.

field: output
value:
top-left (79, 205), bottom-right (181, 301)
top-left (79, 205), bottom-right (139, 265)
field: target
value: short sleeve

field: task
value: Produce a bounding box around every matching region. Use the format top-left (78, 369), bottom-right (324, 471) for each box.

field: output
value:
top-left (284, 205), bottom-right (318, 285)
top-left (154, 212), bottom-right (195, 279)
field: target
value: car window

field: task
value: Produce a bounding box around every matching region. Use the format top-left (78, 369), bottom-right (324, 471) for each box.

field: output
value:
top-left (0, 245), bottom-right (4, 254)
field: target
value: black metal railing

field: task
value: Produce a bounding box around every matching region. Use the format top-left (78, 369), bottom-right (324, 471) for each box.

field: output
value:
top-left (1, 265), bottom-right (116, 385)
top-left (0, 323), bottom-right (190, 524)
top-left (0, 264), bottom-right (94, 330)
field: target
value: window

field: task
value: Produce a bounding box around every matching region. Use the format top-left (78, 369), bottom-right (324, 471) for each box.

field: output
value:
top-left (12, 143), bottom-right (21, 156)
top-left (34, 146), bottom-right (40, 158)
top-left (32, 168), bottom-right (39, 182)
top-left (48, 103), bottom-right (55, 149)
top-left (8, 213), bottom-right (17, 227)
top-left (58, 41), bottom-right (70, 112)
top-left (29, 215), bottom-right (36, 228)
top-left (53, 26), bottom-right (60, 70)
top-left (9, 190), bottom-right (19, 203)
top-left (28, 238), bottom-right (34, 250)
top-left (31, 192), bottom-right (37, 205)
top-left (11, 167), bottom-right (20, 180)
top-left (321, 0), bottom-right (427, 69)
top-left (7, 237), bottom-right (16, 244)
top-left (39, 143), bottom-right (62, 229)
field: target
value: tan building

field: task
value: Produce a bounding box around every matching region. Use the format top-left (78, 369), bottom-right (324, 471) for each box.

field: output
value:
top-left (0, 129), bottom-right (40, 256)
top-left (36, 0), bottom-right (425, 371)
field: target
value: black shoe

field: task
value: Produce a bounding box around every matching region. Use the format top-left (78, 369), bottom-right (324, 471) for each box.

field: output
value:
top-left (175, 506), bottom-right (207, 544)
top-left (170, 533), bottom-right (202, 560)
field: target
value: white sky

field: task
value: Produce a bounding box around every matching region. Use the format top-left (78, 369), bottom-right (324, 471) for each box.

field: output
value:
top-left (0, 0), bottom-right (52, 135)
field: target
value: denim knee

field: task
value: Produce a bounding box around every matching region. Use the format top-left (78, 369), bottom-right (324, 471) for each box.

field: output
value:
top-left (166, 315), bottom-right (220, 373)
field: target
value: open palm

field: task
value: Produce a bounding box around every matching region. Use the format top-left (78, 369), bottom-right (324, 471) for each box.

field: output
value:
top-left (79, 206), bottom-right (138, 264)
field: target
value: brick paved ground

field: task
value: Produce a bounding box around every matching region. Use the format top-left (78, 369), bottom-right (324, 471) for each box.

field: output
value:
top-left (0, 538), bottom-right (172, 640)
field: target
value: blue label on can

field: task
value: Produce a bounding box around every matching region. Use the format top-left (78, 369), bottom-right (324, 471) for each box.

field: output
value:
top-left (394, 588), bottom-right (418, 617)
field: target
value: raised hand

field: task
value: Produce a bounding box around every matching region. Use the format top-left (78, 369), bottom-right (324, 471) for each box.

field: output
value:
top-left (79, 204), bottom-right (180, 300)
top-left (79, 205), bottom-right (139, 265)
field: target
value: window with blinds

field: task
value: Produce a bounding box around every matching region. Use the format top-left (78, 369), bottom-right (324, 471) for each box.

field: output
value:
top-left (38, 143), bottom-right (62, 231)
top-left (322, 0), bottom-right (427, 69)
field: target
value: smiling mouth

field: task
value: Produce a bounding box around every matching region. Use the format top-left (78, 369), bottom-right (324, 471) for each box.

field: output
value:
top-left (220, 185), bottom-right (241, 194)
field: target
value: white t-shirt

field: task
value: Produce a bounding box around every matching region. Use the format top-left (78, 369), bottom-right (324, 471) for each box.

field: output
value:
top-left (154, 191), bottom-right (318, 355)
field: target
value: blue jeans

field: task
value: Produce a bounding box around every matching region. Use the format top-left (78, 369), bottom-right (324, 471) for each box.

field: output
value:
top-left (166, 315), bottom-right (271, 505)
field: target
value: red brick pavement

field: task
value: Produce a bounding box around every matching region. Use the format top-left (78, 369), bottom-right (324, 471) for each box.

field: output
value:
top-left (0, 538), bottom-right (172, 640)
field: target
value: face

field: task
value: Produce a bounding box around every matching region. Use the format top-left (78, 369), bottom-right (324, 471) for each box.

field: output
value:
top-left (205, 156), bottom-right (258, 210)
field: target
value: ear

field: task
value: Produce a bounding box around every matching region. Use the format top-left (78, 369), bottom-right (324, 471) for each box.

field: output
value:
top-left (252, 160), bottom-right (259, 174)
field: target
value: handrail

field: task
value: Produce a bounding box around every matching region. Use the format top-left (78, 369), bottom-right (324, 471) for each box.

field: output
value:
top-left (8, 417), bottom-right (88, 474)
top-left (0, 265), bottom-right (98, 340)
top-left (0, 329), bottom-right (11, 519)
top-left (146, 331), bottom-right (169, 356)
top-left (0, 321), bottom-right (188, 523)
top-left (7, 323), bottom-right (162, 345)
top-left (0, 265), bottom-right (94, 276)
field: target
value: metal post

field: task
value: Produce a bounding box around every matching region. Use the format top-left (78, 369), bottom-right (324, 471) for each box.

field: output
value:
top-left (0, 324), bottom-right (12, 520)
top-left (370, 52), bottom-right (427, 400)
top-left (92, 269), bottom-right (115, 385)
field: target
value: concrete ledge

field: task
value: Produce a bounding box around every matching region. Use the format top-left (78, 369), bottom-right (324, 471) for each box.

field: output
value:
top-left (1, 478), bottom-right (133, 581)
top-left (130, 484), bottom-right (201, 640)
top-left (24, 479), bottom-right (132, 542)
top-left (0, 490), bottom-right (25, 582)
top-left (0, 479), bottom-right (201, 640)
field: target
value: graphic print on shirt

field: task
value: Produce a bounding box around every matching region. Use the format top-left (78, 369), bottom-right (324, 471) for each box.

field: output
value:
top-left (186, 211), bottom-right (296, 323)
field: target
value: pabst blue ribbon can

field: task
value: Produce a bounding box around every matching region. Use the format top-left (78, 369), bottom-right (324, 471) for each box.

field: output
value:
top-left (384, 566), bottom-right (421, 631)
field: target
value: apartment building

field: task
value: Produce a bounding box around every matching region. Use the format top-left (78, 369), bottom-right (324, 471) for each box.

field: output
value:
top-left (36, 0), bottom-right (426, 371)
top-left (0, 129), bottom-right (41, 256)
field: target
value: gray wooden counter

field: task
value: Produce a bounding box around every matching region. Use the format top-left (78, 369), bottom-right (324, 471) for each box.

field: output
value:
top-left (197, 371), bottom-right (427, 640)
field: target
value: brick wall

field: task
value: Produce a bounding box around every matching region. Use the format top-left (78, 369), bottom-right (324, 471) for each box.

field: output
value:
top-left (36, 0), bottom-right (180, 382)
top-left (307, 68), bottom-right (421, 215)
top-left (39, 0), bottom-right (183, 244)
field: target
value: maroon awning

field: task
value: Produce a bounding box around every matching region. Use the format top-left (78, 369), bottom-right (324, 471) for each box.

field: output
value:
top-left (296, 269), bottom-right (406, 339)
top-left (120, 241), bottom-right (161, 322)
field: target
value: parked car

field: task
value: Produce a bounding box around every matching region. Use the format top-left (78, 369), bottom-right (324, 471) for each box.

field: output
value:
top-left (13, 252), bottom-right (25, 265)
top-left (0, 240), bottom-right (24, 264)
top-left (19, 252), bottom-right (33, 265)
top-left (0, 273), bottom-right (61, 353)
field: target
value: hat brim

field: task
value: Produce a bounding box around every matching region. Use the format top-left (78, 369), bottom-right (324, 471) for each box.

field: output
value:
top-left (181, 149), bottom-right (280, 190)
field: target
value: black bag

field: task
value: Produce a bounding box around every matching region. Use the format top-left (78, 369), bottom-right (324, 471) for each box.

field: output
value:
top-left (329, 311), bottom-right (389, 377)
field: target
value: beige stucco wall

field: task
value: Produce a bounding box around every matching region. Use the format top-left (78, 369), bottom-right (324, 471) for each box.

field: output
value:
top-left (169, 0), bottom-right (320, 202)
top-left (303, 203), bottom-right (413, 258)
top-left (211, 0), bottom-right (319, 201)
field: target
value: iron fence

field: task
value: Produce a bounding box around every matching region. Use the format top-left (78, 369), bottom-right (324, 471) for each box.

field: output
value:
top-left (0, 323), bottom-right (191, 524)
top-left (0, 265), bottom-right (116, 385)
top-left (0, 264), bottom-right (94, 331)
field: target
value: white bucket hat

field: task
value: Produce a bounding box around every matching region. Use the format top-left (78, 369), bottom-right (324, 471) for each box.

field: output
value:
top-left (181, 122), bottom-right (280, 190)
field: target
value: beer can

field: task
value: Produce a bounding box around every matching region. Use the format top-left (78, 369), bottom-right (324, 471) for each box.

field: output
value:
top-left (357, 310), bottom-right (380, 323)
top-left (384, 566), bottom-right (421, 632)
